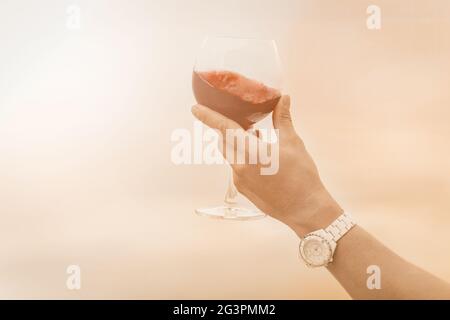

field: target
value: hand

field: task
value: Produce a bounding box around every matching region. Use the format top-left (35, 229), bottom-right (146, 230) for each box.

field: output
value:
top-left (192, 95), bottom-right (342, 236)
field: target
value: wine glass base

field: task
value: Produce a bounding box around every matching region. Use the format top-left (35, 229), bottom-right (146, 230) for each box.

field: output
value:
top-left (195, 206), bottom-right (266, 221)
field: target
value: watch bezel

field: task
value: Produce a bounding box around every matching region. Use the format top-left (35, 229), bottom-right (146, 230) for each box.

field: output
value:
top-left (299, 232), bottom-right (334, 268)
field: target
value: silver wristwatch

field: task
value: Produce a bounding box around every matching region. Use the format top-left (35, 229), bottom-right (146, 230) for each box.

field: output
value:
top-left (299, 212), bottom-right (356, 268)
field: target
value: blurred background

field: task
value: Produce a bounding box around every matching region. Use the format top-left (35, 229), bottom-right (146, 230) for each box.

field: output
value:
top-left (1, 0), bottom-right (450, 299)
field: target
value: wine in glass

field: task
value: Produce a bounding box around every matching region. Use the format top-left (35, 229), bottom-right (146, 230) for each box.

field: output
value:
top-left (192, 36), bottom-right (282, 220)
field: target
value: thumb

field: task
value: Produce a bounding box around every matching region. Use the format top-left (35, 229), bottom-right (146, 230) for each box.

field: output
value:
top-left (273, 95), bottom-right (296, 136)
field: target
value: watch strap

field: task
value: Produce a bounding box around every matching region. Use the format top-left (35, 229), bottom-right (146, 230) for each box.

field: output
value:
top-left (324, 212), bottom-right (356, 242)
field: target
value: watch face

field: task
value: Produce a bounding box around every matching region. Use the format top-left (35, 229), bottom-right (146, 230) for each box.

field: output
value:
top-left (300, 234), bottom-right (333, 267)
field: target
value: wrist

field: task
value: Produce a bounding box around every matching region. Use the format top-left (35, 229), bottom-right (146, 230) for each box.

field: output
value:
top-left (286, 190), bottom-right (343, 238)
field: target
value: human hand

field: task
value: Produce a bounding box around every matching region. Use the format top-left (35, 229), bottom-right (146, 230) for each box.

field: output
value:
top-left (191, 96), bottom-right (342, 236)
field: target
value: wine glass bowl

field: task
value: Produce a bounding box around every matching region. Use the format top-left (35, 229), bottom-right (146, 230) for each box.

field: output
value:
top-left (192, 70), bottom-right (281, 129)
top-left (193, 37), bottom-right (282, 130)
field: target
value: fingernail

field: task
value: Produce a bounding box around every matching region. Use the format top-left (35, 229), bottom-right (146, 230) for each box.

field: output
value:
top-left (276, 95), bottom-right (289, 109)
top-left (191, 105), bottom-right (200, 116)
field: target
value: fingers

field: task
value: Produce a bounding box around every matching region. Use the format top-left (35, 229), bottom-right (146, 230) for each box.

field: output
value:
top-left (192, 104), bottom-right (251, 166)
top-left (247, 128), bottom-right (260, 138)
top-left (191, 104), bottom-right (242, 136)
top-left (272, 95), bottom-right (297, 138)
top-left (191, 103), bottom-right (276, 172)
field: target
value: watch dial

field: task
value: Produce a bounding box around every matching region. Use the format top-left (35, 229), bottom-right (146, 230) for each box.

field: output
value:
top-left (302, 236), bottom-right (332, 267)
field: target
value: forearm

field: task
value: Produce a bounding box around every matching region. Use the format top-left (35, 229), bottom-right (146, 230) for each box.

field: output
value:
top-left (328, 225), bottom-right (450, 299)
top-left (290, 201), bottom-right (450, 299)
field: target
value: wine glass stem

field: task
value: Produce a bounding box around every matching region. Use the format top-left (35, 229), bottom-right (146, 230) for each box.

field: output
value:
top-left (224, 165), bottom-right (238, 206)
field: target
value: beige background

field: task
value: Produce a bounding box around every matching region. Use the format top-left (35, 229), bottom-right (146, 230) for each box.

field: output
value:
top-left (0, 0), bottom-right (450, 299)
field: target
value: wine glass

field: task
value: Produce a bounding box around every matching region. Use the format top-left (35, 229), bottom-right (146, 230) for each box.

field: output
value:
top-left (192, 36), bottom-right (283, 220)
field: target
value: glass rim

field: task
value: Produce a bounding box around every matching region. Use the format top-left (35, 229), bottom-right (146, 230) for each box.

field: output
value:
top-left (193, 35), bottom-right (283, 89)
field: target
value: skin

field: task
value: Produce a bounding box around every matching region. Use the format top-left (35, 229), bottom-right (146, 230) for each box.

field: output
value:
top-left (191, 95), bottom-right (450, 300)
